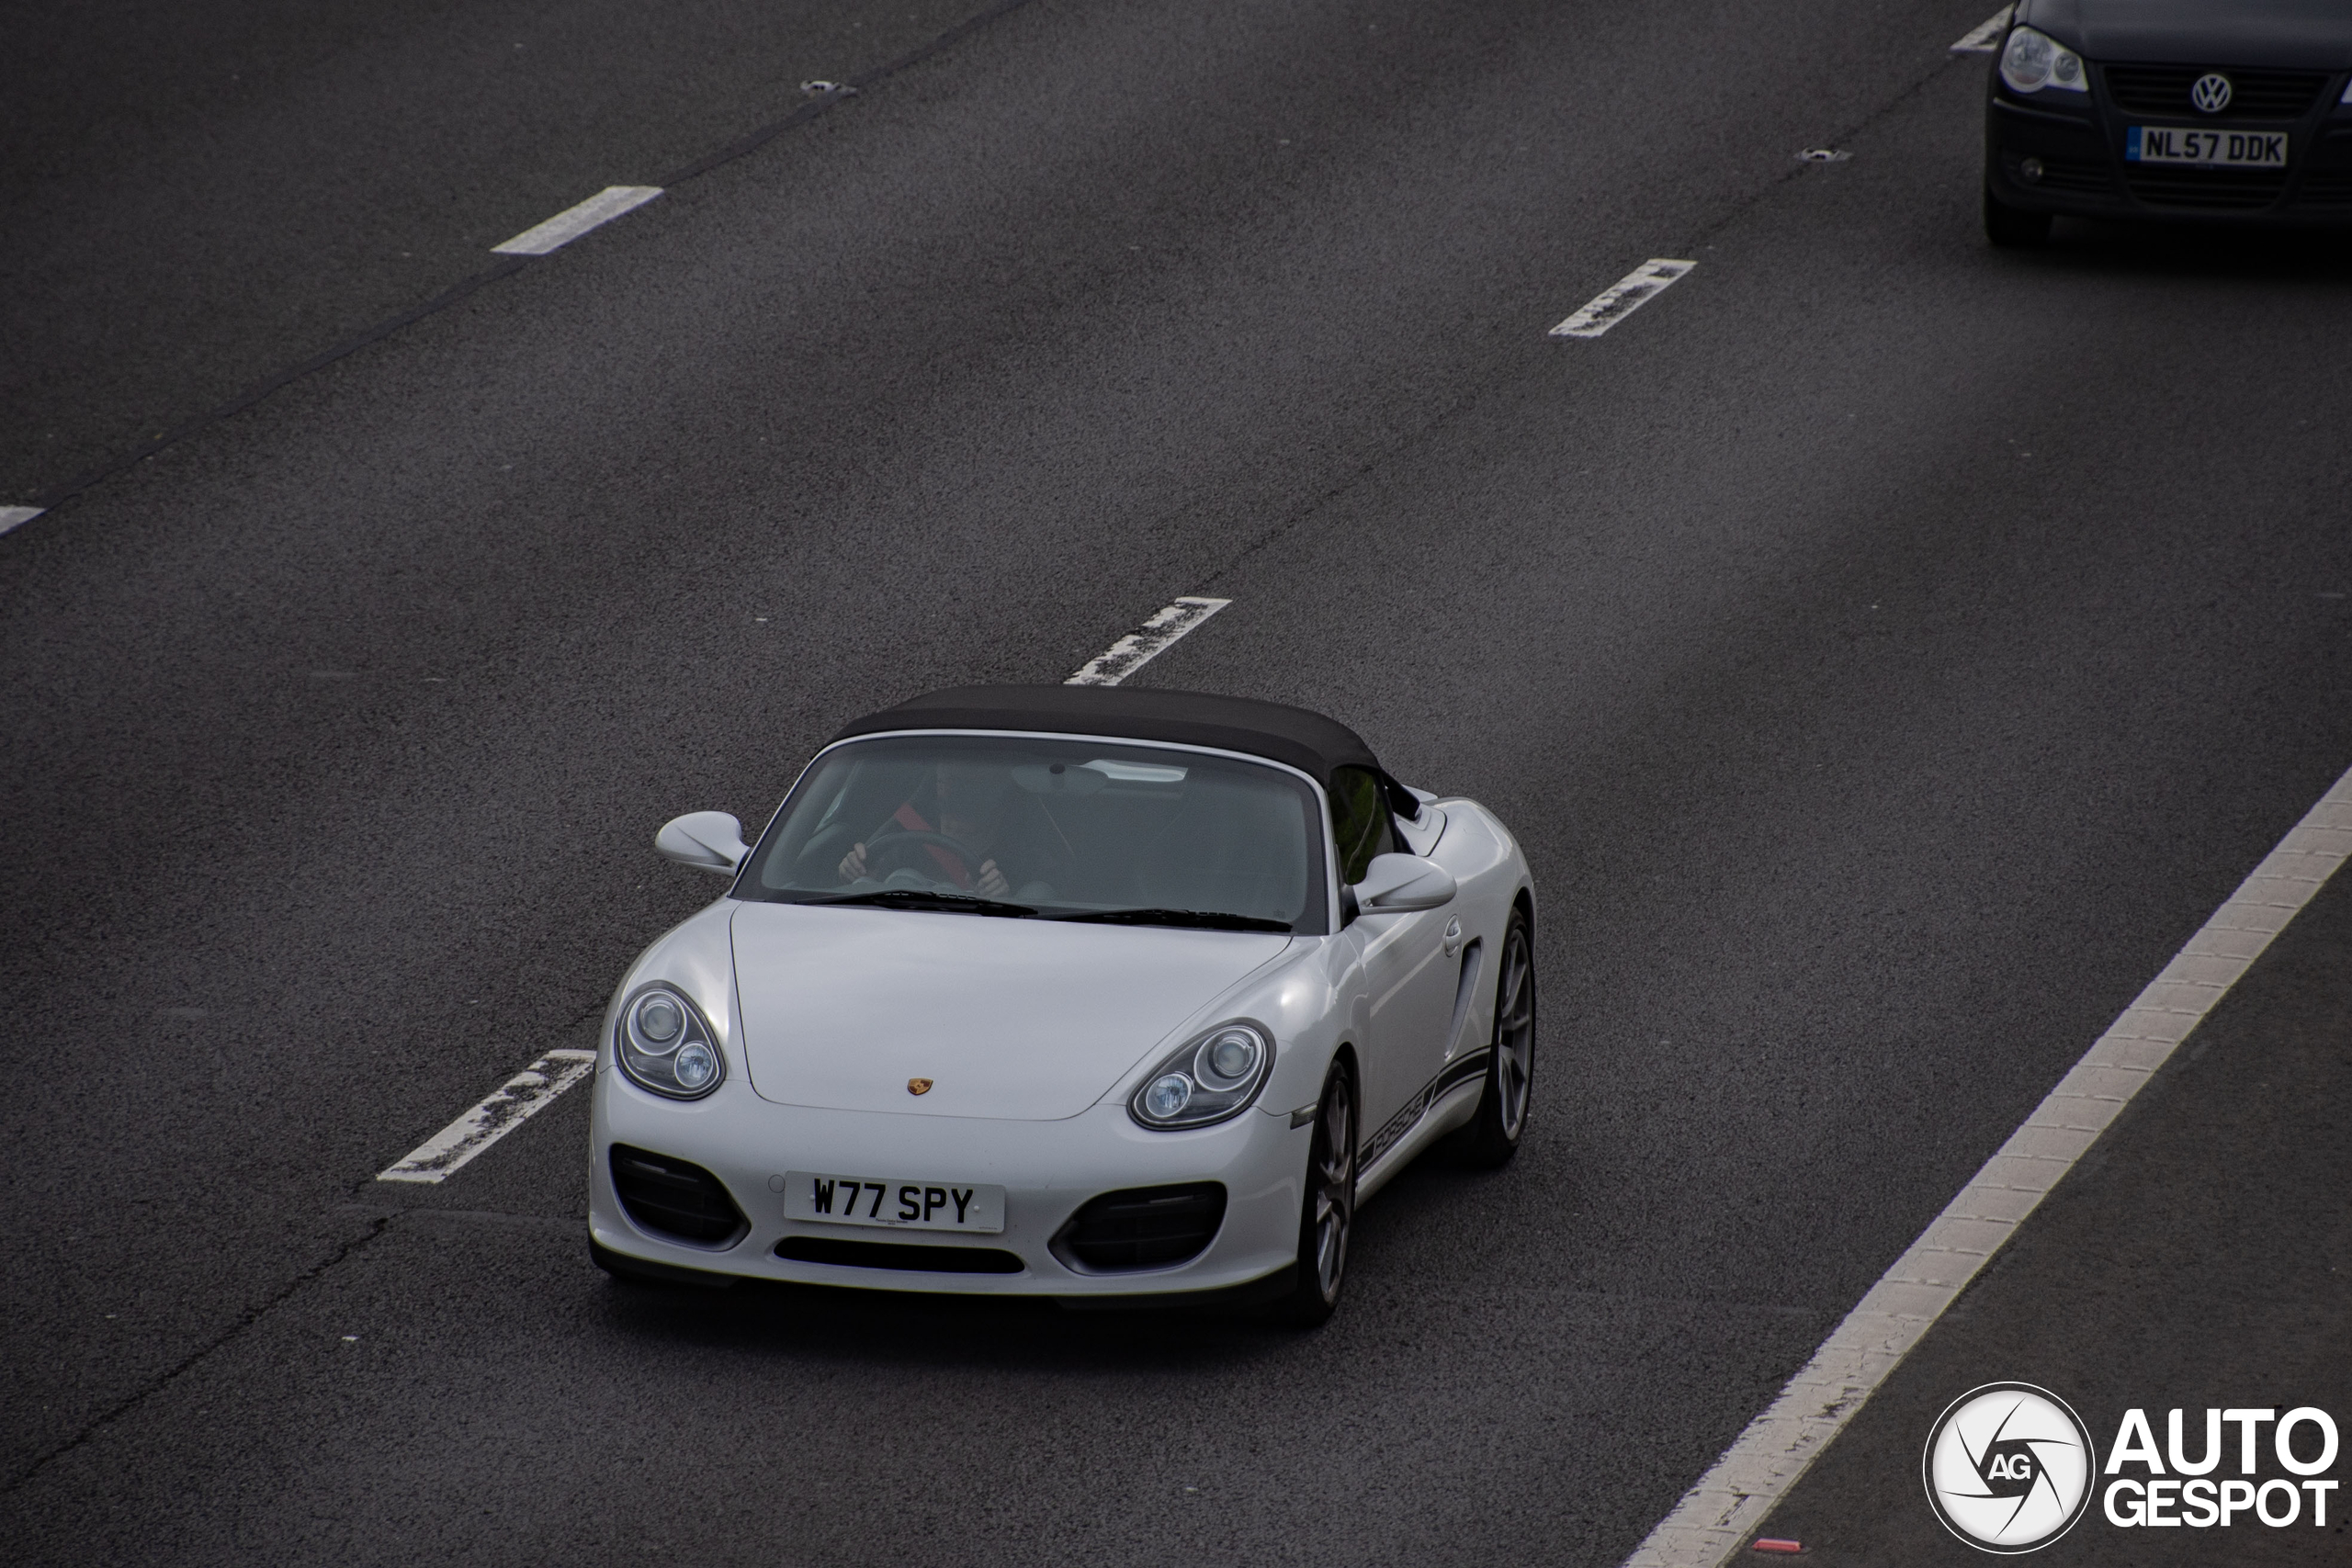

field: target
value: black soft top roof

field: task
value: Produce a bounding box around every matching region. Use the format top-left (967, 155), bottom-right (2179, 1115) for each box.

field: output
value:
top-left (831, 684), bottom-right (1399, 800)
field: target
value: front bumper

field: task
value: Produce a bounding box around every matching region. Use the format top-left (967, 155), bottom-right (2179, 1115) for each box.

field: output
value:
top-left (1985, 71), bottom-right (2352, 227)
top-left (587, 1064), bottom-right (1308, 1296)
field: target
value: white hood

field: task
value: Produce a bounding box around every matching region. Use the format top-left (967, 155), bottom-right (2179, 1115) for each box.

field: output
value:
top-left (730, 902), bottom-right (1293, 1119)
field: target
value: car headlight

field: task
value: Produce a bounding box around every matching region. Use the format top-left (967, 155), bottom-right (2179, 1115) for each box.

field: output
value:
top-left (2000, 26), bottom-right (2086, 94)
top-left (1127, 1022), bottom-right (1274, 1130)
top-left (615, 984), bottom-right (724, 1100)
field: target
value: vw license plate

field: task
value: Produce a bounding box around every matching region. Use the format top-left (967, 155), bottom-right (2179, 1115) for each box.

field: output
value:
top-left (784, 1170), bottom-right (1006, 1232)
top-left (2127, 127), bottom-right (2287, 167)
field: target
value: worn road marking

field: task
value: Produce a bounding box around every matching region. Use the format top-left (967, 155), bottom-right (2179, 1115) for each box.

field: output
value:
top-left (1951, 6), bottom-right (2013, 53)
top-left (0, 505), bottom-right (45, 536)
top-left (377, 1048), bottom-right (598, 1182)
top-left (491, 186), bottom-right (664, 255)
top-left (1620, 762), bottom-right (2352, 1568)
top-left (1549, 260), bottom-right (1695, 340)
top-left (1066, 597), bottom-right (1230, 686)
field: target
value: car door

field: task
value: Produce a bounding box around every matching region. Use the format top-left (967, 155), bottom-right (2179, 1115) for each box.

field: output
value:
top-left (1329, 767), bottom-right (1459, 1163)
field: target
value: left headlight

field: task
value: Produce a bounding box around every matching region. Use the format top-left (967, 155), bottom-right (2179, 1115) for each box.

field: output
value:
top-left (615, 984), bottom-right (724, 1100)
top-left (1128, 1021), bottom-right (1274, 1130)
top-left (2000, 26), bottom-right (2086, 94)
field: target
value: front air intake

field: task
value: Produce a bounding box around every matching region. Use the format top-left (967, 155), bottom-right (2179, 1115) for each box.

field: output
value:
top-left (775, 1236), bottom-right (1024, 1274)
top-left (1051, 1182), bottom-right (1227, 1273)
top-left (609, 1145), bottom-right (749, 1247)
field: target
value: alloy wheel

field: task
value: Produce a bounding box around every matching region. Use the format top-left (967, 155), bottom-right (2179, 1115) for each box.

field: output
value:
top-left (1494, 925), bottom-right (1535, 1139)
top-left (1310, 1072), bottom-right (1355, 1301)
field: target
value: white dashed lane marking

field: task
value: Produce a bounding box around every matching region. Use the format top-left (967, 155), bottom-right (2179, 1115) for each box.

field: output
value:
top-left (491, 186), bottom-right (664, 256)
top-left (1066, 596), bottom-right (1231, 686)
top-left (0, 505), bottom-right (45, 536)
top-left (377, 1048), bottom-right (598, 1183)
top-left (1620, 761), bottom-right (2352, 1568)
top-left (1549, 260), bottom-right (1695, 340)
top-left (1951, 6), bottom-right (2013, 54)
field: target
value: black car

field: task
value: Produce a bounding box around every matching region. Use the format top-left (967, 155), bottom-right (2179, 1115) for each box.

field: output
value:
top-left (1983, 0), bottom-right (2352, 243)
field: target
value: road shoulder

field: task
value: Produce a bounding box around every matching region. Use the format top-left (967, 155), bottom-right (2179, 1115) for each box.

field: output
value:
top-left (1744, 854), bottom-right (2352, 1563)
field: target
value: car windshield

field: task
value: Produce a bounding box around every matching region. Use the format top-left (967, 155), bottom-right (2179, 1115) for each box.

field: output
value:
top-left (739, 734), bottom-right (1328, 934)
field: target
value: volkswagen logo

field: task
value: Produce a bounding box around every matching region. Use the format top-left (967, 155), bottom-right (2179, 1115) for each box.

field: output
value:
top-left (2190, 72), bottom-right (2233, 114)
top-left (1923, 1383), bottom-right (2097, 1552)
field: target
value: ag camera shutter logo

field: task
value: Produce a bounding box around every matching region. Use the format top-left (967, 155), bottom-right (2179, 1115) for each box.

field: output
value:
top-left (1923, 1383), bottom-right (2097, 1552)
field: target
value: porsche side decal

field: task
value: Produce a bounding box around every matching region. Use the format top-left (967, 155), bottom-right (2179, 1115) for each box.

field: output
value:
top-left (1361, 1047), bottom-right (1493, 1170)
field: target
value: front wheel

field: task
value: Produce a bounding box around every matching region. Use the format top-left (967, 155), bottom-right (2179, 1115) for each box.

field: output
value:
top-left (1451, 909), bottom-right (1534, 1168)
top-left (1270, 1060), bottom-right (1356, 1327)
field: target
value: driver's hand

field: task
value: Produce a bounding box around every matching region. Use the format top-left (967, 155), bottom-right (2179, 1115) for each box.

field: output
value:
top-left (836, 841), bottom-right (867, 881)
top-left (975, 858), bottom-right (1010, 899)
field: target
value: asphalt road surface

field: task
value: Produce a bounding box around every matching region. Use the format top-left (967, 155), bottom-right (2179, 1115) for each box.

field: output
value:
top-left (1756, 850), bottom-right (2352, 1565)
top-left (4, 0), bottom-right (2349, 1562)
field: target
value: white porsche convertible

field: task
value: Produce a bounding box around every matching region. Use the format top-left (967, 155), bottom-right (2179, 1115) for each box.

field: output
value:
top-left (589, 685), bottom-right (1536, 1324)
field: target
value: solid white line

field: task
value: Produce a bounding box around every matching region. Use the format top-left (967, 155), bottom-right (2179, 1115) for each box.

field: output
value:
top-left (376, 1049), bottom-right (599, 1183)
top-left (1549, 260), bottom-right (1695, 340)
top-left (1621, 761), bottom-right (2352, 1568)
top-left (491, 186), bottom-right (664, 256)
top-left (0, 505), bottom-right (45, 536)
top-left (1065, 597), bottom-right (1231, 686)
top-left (1951, 5), bottom-right (2013, 54)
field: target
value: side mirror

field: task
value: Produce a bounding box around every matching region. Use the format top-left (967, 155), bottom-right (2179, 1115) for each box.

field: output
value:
top-left (655, 811), bottom-right (749, 874)
top-left (1350, 852), bottom-right (1457, 915)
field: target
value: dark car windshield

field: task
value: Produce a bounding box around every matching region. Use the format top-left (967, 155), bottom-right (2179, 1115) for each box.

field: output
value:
top-left (738, 734), bottom-right (1329, 934)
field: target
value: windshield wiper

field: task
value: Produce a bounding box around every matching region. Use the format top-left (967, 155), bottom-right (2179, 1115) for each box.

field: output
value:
top-left (1052, 908), bottom-right (1292, 933)
top-left (807, 889), bottom-right (1037, 918)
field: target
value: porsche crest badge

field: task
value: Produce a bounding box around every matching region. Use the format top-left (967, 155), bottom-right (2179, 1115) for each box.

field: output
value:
top-left (907, 1077), bottom-right (933, 1096)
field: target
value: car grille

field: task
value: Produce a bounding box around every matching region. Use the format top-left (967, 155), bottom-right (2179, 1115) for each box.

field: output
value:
top-left (775, 1236), bottom-right (1024, 1273)
top-left (2296, 171), bottom-right (2352, 210)
top-left (2102, 64), bottom-right (2331, 120)
top-left (2125, 165), bottom-right (2289, 210)
top-left (609, 1145), bottom-right (749, 1246)
top-left (1051, 1182), bottom-right (1228, 1273)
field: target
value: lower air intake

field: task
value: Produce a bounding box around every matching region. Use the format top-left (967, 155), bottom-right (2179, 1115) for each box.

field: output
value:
top-left (2004, 152), bottom-right (2112, 196)
top-left (609, 1145), bottom-right (749, 1247)
top-left (2295, 171), bottom-right (2352, 210)
top-left (1052, 1182), bottom-right (1228, 1273)
top-left (2126, 167), bottom-right (2286, 211)
top-left (776, 1236), bottom-right (1024, 1273)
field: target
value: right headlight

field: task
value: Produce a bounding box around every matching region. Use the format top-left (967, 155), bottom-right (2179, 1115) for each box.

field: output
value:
top-left (615, 983), bottom-right (724, 1100)
top-left (1128, 1021), bottom-right (1274, 1130)
top-left (2000, 26), bottom-right (2087, 94)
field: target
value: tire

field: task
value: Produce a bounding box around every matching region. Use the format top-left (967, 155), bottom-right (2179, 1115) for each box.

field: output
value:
top-left (1451, 909), bottom-right (1535, 1168)
top-left (1984, 183), bottom-right (2052, 249)
top-left (1270, 1059), bottom-right (1357, 1327)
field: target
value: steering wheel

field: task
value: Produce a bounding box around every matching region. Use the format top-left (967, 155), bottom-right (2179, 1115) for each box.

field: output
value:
top-left (858, 829), bottom-right (986, 886)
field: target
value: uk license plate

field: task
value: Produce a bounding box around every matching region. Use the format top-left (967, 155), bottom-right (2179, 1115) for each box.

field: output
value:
top-left (2127, 127), bottom-right (2287, 167)
top-left (783, 1171), bottom-right (1006, 1232)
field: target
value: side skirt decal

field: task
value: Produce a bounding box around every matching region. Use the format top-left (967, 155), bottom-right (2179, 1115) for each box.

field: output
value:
top-left (1361, 1048), bottom-right (1492, 1171)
